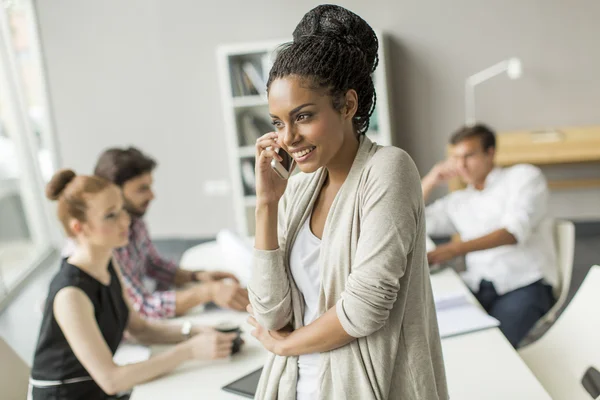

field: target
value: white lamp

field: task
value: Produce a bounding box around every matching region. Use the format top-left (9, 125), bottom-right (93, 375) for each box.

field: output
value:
top-left (464, 57), bottom-right (522, 126)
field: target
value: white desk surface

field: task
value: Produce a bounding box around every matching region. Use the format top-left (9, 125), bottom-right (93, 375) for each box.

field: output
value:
top-left (130, 308), bottom-right (266, 400)
top-left (433, 269), bottom-right (551, 400)
top-left (131, 264), bottom-right (550, 399)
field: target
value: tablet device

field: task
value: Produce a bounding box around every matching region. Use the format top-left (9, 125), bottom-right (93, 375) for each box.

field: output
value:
top-left (221, 367), bottom-right (263, 398)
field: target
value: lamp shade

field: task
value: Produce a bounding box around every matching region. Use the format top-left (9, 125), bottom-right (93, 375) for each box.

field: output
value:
top-left (507, 58), bottom-right (522, 79)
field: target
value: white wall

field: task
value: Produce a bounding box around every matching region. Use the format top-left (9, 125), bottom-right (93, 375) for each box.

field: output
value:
top-left (36, 0), bottom-right (600, 237)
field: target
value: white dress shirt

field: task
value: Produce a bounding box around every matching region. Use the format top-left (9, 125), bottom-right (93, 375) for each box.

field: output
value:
top-left (289, 217), bottom-right (322, 400)
top-left (426, 164), bottom-right (557, 295)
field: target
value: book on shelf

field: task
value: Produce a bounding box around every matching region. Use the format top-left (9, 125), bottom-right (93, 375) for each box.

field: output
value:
top-left (240, 158), bottom-right (256, 195)
top-left (239, 111), bottom-right (272, 146)
top-left (231, 63), bottom-right (245, 97)
top-left (241, 69), bottom-right (259, 96)
top-left (230, 59), bottom-right (266, 97)
top-left (242, 61), bottom-right (266, 96)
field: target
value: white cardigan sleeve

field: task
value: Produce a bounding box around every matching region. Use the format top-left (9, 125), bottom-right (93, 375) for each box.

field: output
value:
top-left (248, 185), bottom-right (294, 331)
top-left (336, 149), bottom-right (423, 338)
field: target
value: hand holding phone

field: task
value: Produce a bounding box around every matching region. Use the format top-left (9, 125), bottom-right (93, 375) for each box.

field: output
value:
top-left (254, 132), bottom-right (291, 207)
top-left (270, 148), bottom-right (296, 180)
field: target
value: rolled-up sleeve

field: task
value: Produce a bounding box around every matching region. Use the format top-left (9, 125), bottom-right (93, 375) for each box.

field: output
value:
top-left (143, 226), bottom-right (178, 287)
top-left (336, 150), bottom-right (422, 338)
top-left (501, 166), bottom-right (548, 244)
top-left (248, 193), bottom-right (294, 331)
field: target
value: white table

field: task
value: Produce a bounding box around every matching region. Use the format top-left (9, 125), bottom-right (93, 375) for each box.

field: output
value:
top-left (130, 243), bottom-right (551, 400)
top-left (433, 268), bottom-right (551, 400)
top-left (130, 308), bottom-right (267, 400)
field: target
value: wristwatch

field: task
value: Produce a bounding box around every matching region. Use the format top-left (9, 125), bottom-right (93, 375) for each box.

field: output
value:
top-left (181, 320), bottom-right (192, 339)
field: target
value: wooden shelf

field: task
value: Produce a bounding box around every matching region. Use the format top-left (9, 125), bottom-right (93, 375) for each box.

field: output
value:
top-left (495, 126), bottom-right (600, 167)
top-left (449, 126), bottom-right (600, 192)
top-left (548, 178), bottom-right (600, 190)
top-left (450, 176), bottom-right (600, 192)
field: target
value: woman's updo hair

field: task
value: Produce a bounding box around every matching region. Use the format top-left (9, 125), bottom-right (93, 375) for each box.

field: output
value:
top-left (45, 169), bottom-right (76, 200)
top-left (267, 4), bottom-right (379, 135)
top-left (46, 169), bottom-right (113, 237)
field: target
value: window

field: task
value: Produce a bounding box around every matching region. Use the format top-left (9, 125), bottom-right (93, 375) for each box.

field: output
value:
top-left (0, 0), bottom-right (58, 305)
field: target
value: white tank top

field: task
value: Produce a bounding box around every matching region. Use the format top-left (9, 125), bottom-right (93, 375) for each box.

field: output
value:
top-left (289, 216), bottom-right (322, 400)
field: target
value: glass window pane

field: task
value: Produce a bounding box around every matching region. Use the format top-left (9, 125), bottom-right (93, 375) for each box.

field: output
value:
top-left (6, 2), bottom-right (55, 181)
top-left (0, 2), bottom-right (54, 299)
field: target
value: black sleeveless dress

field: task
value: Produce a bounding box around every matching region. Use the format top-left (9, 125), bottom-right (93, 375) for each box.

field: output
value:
top-left (30, 259), bottom-right (129, 399)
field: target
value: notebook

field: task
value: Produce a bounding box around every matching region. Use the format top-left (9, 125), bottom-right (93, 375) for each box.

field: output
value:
top-left (434, 292), bottom-right (500, 338)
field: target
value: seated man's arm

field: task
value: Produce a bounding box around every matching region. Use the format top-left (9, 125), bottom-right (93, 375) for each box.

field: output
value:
top-left (422, 161), bottom-right (459, 237)
top-left (428, 166), bottom-right (548, 264)
top-left (138, 221), bottom-right (179, 288)
top-left (425, 196), bottom-right (457, 237)
top-left (115, 250), bottom-right (246, 316)
top-left (428, 228), bottom-right (517, 265)
top-left (121, 268), bottom-right (240, 317)
top-left (499, 165), bottom-right (549, 245)
top-left (115, 250), bottom-right (178, 318)
top-left (422, 159), bottom-right (459, 203)
top-left (143, 234), bottom-right (239, 289)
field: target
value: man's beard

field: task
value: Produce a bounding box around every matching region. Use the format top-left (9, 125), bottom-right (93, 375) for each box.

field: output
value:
top-left (124, 199), bottom-right (148, 219)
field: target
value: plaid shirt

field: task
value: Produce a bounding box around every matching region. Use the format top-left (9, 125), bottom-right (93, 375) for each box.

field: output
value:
top-left (114, 217), bottom-right (178, 319)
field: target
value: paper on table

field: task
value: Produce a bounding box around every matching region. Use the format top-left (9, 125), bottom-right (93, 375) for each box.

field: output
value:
top-left (434, 292), bottom-right (500, 339)
top-left (216, 229), bottom-right (253, 287)
top-left (113, 343), bottom-right (151, 366)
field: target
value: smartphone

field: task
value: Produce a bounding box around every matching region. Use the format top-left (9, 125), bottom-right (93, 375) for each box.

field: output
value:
top-left (270, 148), bottom-right (296, 180)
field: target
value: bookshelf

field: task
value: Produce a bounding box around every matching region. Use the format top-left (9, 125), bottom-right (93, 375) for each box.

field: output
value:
top-left (217, 32), bottom-right (393, 237)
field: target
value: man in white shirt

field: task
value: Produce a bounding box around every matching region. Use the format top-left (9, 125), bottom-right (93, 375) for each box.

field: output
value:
top-left (423, 124), bottom-right (556, 347)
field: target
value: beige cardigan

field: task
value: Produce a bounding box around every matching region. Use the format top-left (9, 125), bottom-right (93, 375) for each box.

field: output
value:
top-left (248, 136), bottom-right (448, 400)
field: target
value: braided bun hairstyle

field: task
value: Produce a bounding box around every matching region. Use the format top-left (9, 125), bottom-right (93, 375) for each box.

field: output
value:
top-left (46, 169), bottom-right (113, 237)
top-left (267, 4), bottom-right (378, 135)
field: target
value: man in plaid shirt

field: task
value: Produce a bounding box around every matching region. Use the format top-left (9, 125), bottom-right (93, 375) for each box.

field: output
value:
top-left (94, 147), bottom-right (249, 319)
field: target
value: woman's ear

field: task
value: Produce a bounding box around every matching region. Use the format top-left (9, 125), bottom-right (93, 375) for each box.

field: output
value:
top-left (69, 219), bottom-right (82, 235)
top-left (342, 89), bottom-right (359, 120)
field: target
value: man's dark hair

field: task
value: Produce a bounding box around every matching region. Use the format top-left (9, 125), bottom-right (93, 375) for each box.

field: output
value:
top-left (450, 123), bottom-right (496, 151)
top-left (267, 4), bottom-right (378, 135)
top-left (94, 147), bottom-right (156, 186)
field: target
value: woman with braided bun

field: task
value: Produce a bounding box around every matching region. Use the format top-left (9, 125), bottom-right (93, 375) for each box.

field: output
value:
top-left (247, 5), bottom-right (448, 400)
top-left (29, 170), bottom-right (238, 399)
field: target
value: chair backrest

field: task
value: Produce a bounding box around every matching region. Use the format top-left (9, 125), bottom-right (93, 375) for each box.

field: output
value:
top-left (553, 220), bottom-right (575, 302)
top-left (0, 336), bottom-right (30, 400)
top-left (519, 265), bottom-right (600, 400)
top-left (518, 219), bottom-right (575, 347)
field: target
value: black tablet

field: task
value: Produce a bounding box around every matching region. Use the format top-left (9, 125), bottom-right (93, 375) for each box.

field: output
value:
top-left (221, 367), bottom-right (263, 398)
